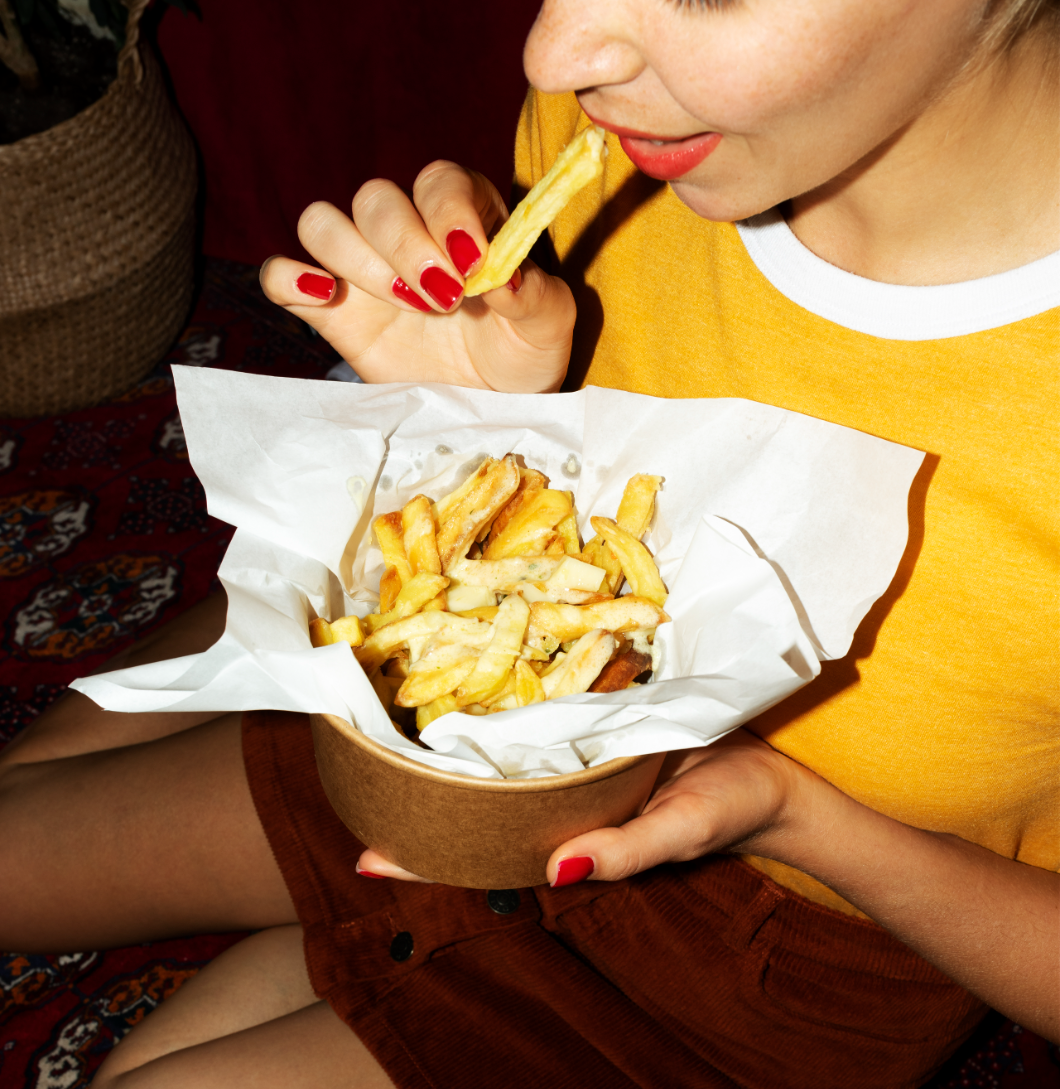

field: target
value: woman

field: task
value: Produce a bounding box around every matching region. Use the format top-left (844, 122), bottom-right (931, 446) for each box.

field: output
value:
top-left (1, 1), bottom-right (1056, 1086)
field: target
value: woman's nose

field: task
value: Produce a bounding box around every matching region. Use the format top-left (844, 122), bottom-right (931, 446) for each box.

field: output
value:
top-left (524, 0), bottom-right (646, 93)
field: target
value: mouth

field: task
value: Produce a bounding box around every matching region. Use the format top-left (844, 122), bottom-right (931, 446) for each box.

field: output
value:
top-left (581, 109), bottom-right (722, 181)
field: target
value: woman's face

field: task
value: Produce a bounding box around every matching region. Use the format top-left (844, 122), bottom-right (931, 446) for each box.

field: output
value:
top-left (523, 0), bottom-right (988, 221)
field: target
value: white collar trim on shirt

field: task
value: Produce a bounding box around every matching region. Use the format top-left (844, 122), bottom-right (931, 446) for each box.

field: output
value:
top-left (735, 209), bottom-right (1060, 341)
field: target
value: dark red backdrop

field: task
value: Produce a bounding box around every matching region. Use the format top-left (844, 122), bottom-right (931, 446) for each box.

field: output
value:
top-left (155, 0), bottom-right (541, 265)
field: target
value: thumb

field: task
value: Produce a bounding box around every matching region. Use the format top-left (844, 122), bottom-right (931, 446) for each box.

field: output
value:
top-left (546, 797), bottom-right (708, 887)
top-left (477, 259), bottom-right (576, 352)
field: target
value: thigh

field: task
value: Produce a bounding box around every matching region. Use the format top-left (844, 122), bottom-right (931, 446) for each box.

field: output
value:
top-left (93, 925), bottom-right (394, 1089)
top-left (96, 1001), bottom-right (395, 1089)
top-left (0, 592), bottom-right (230, 774)
top-left (0, 712), bottom-right (296, 952)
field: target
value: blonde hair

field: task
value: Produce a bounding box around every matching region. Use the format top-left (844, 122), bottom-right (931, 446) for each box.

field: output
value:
top-left (983, 0), bottom-right (1060, 52)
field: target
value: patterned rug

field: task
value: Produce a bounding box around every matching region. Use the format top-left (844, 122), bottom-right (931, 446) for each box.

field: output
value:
top-left (0, 260), bottom-right (1056, 1088)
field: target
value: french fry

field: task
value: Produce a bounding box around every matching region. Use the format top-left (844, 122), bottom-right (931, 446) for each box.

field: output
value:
top-left (527, 597), bottom-right (669, 645)
top-left (483, 488), bottom-right (572, 560)
top-left (510, 582), bottom-right (612, 606)
top-left (373, 511), bottom-right (414, 585)
top-left (331, 615), bottom-right (366, 647)
top-left (433, 457), bottom-right (495, 527)
top-left (514, 658), bottom-right (545, 706)
top-left (379, 565), bottom-right (403, 612)
top-left (580, 474), bottom-right (663, 595)
top-left (590, 516), bottom-right (668, 607)
top-left (484, 468), bottom-right (549, 544)
top-left (436, 454), bottom-right (521, 571)
top-left (395, 641), bottom-right (480, 707)
top-left (555, 507), bottom-right (581, 555)
top-left (589, 648), bottom-right (653, 693)
top-left (402, 495), bottom-right (442, 575)
top-left (308, 617), bottom-right (336, 647)
top-left (454, 605), bottom-right (500, 622)
top-left (310, 616), bottom-right (365, 648)
top-left (463, 125), bottom-right (607, 296)
top-left (581, 536), bottom-right (625, 596)
top-left (540, 629), bottom-right (616, 698)
top-left (416, 692), bottom-right (458, 732)
top-left (363, 572), bottom-right (450, 634)
top-left (616, 474), bottom-right (663, 538)
top-left (355, 610), bottom-right (455, 672)
top-left (455, 593), bottom-right (531, 706)
top-left (480, 668), bottom-right (518, 709)
top-left (449, 555), bottom-right (563, 592)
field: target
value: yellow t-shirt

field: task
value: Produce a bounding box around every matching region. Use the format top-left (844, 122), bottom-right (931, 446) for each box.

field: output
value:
top-left (515, 90), bottom-right (1060, 916)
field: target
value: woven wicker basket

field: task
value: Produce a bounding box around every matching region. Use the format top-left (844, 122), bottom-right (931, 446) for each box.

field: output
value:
top-left (0, 0), bottom-right (196, 417)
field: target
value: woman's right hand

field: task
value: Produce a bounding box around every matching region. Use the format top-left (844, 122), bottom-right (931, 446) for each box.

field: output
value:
top-left (259, 161), bottom-right (576, 393)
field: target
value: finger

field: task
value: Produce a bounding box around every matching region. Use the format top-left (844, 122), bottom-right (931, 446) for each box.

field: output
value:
top-left (411, 161), bottom-right (509, 280)
top-left (546, 793), bottom-right (715, 887)
top-left (355, 848), bottom-right (434, 883)
top-left (352, 179), bottom-right (468, 313)
top-left (296, 201), bottom-right (435, 315)
top-left (259, 254), bottom-right (338, 308)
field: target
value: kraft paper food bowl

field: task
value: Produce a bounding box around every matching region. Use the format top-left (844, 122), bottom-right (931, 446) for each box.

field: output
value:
top-left (310, 712), bottom-right (665, 889)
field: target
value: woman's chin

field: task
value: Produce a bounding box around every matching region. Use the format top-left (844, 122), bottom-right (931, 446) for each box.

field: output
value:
top-left (668, 179), bottom-right (782, 224)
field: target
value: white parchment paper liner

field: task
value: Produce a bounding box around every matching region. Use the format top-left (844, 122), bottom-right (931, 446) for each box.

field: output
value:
top-left (73, 368), bottom-right (924, 779)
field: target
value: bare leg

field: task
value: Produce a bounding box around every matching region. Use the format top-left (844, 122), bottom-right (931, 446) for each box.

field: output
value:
top-left (0, 712), bottom-right (297, 951)
top-left (92, 925), bottom-right (395, 1088)
top-left (0, 591), bottom-right (230, 775)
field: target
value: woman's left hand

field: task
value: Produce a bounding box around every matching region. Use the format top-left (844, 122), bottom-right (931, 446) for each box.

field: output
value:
top-left (544, 729), bottom-right (805, 886)
top-left (355, 729), bottom-right (808, 885)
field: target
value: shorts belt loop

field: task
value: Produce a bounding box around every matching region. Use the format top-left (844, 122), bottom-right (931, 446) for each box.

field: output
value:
top-left (719, 883), bottom-right (785, 952)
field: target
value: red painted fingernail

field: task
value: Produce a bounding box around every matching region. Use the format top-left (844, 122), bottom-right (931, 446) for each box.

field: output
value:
top-left (507, 267), bottom-right (522, 293)
top-left (392, 277), bottom-right (432, 312)
top-left (296, 272), bottom-right (335, 300)
top-left (551, 856), bottom-right (594, 888)
top-left (420, 266), bottom-right (463, 311)
top-left (357, 869), bottom-right (387, 879)
top-left (446, 229), bottom-right (481, 276)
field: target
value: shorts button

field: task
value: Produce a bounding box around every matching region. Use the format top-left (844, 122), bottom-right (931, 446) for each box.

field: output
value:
top-left (390, 931), bottom-right (414, 962)
top-left (486, 889), bottom-right (521, 915)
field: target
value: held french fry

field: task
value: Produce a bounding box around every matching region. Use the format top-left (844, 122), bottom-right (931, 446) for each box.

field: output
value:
top-left (463, 126), bottom-right (608, 296)
top-left (590, 516), bottom-right (668, 607)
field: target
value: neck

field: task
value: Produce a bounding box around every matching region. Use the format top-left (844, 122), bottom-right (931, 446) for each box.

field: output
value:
top-left (786, 30), bottom-right (1060, 286)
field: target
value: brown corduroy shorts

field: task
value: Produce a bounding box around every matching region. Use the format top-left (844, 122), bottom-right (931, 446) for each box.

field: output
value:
top-left (243, 711), bottom-right (986, 1089)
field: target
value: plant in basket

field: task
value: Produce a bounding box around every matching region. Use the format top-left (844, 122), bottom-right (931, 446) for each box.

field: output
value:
top-left (0, 0), bottom-right (199, 418)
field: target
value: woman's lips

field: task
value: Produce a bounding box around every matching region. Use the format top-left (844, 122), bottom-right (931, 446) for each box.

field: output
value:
top-left (618, 132), bottom-right (722, 181)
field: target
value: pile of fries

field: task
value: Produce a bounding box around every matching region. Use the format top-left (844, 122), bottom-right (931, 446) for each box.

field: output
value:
top-left (309, 455), bottom-right (669, 740)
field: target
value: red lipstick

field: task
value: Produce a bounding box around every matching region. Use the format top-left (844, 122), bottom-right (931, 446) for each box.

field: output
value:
top-left (617, 132), bottom-right (722, 181)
